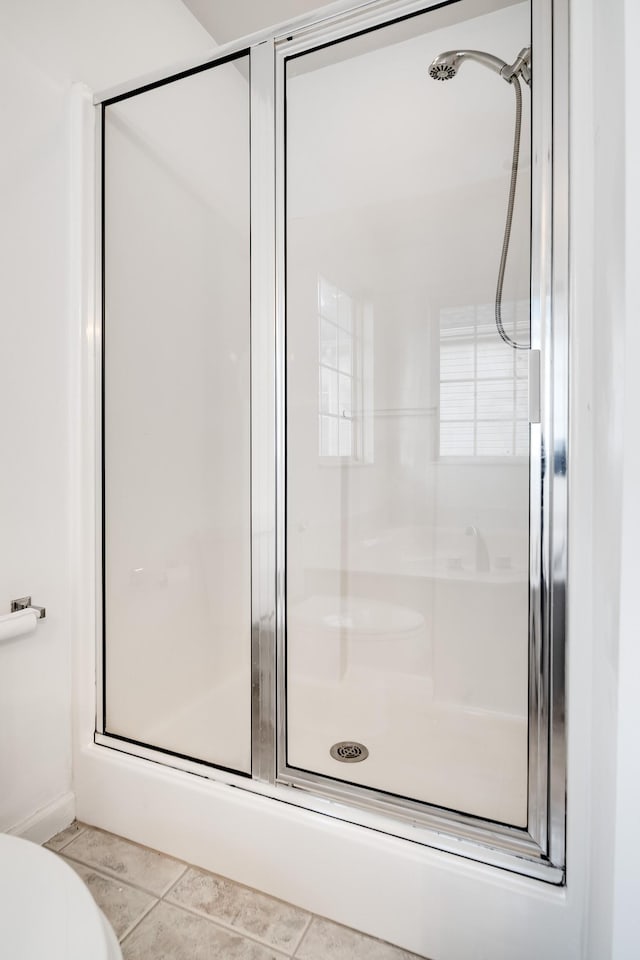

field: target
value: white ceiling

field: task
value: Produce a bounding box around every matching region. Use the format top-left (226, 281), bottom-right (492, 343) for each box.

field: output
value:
top-left (181, 0), bottom-right (338, 44)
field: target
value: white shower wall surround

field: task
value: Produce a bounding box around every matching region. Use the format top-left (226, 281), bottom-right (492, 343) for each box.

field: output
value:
top-left (74, 0), bottom-right (576, 956)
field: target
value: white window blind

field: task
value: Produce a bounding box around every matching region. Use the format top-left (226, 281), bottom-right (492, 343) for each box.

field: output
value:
top-left (439, 302), bottom-right (529, 457)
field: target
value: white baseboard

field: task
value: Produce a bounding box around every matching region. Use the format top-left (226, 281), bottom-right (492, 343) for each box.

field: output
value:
top-left (7, 792), bottom-right (76, 845)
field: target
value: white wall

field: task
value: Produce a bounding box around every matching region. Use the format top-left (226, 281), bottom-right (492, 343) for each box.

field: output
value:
top-left (572, 0), bottom-right (628, 954)
top-left (611, 0), bottom-right (640, 953)
top-left (572, 0), bottom-right (640, 955)
top-left (0, 36), bottom-right (75, 838)
top-left (0, 0), bottom-right (213, 837)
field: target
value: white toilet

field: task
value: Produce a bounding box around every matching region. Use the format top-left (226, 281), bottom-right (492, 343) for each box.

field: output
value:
top-left (0, 834), bottom-right (122, 959)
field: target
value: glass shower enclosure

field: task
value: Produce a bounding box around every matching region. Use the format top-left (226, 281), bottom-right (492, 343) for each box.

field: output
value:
top-left (97, 0), bottom-right (566, 881)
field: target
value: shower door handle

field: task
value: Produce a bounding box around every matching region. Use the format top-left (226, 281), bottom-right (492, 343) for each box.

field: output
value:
top-left (528, 349), bottom-right (541, 424)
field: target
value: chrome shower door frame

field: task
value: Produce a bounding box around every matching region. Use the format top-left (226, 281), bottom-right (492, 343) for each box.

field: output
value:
top-left (272, 0), bottom-right (567, 879)
top-left (93, 0), bottom-right (567, 884)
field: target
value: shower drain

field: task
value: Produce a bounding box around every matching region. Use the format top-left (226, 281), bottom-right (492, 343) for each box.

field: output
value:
top-left (329, 741), bottom-right (369, 763)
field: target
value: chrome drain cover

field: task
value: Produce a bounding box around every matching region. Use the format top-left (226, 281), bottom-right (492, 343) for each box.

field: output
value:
top-left (330, 741), bottom-right (369, 763)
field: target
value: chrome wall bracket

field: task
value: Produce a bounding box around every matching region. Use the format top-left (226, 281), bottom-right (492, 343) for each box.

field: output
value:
top-left (11, 596), bottom-right (46, 619)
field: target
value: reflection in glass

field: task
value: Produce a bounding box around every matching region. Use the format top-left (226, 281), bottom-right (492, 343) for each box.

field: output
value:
top-left (318, 277), bottom-right (360, 459)
top-left (439, 302), bottom-right (529, 458)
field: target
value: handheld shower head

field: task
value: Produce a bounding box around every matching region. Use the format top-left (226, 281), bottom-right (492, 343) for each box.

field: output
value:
top-left (428, 49), bottom-right (509, 82)
top-left (428, 47), bottom-right (532, 86)
top-left (428, 54), bottom-right (459, 81)
top-left (428, 44), bottom-right (533, 351)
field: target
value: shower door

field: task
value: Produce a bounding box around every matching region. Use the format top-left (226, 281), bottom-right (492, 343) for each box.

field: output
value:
top-left (101, 54), bottom-right (252, 772)
top-left (282, 0), bottom-right (536, 828)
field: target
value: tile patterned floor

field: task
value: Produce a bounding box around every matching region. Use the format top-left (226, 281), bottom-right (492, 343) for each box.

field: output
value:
top-left (45, 823), bottom-right (424, 960)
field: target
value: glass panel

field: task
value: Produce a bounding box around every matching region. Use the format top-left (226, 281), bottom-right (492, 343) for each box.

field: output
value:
top-left (319, 276), bottom-right (338, 322)
top-left (477, 336), bottom-right (514, 379)
top-left (338, 373), bottom-right (352, 418)
top-left (476, 380), bottom-right (516, 418)
top-left (440, 421), bottom-right (474, 457)
top-left (103, 57), bottom-right (251, 772)
top-left (337, 292), bottom-right (353, 332)
top-left (516, 377), bottom-right (529, 419)
top-left (319, 415), bottom-right (338, 456)
top-left (440, 340), bottom-right (474, 381)
top-left (476, 419), bottom-right (514, 456)
top-left (319, 318), bottom-right (338, 367)
top-left (515, 420), bottom-right (529, 456)
top-left (440, 381), bottom-right (475, 421)
top-left (339, 419), bottom-right (353, 457)
top-left (285, 0), bottom-right (531, 825)
top-left (320, 366), bottom-right (338, 414)
top-left (338, 329), bottom-right (353, 374)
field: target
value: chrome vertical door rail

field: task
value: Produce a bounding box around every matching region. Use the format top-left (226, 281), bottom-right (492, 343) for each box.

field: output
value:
top-left (274, 42), bottom-right (288, 777)
top-left (527, 0), bottom-right (553, 854)
top-left (95, 102), bottom-right (105, 736)
top-left (251, 41), bottom-right (278, 782)
top-left (547, 0), bottom-right (569, 871)
top-left (527, 0), bottom-right (568, 867)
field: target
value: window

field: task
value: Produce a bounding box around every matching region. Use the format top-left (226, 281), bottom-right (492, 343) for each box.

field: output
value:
top-left (439, 302), bottom-right (529, 457)
top-left (318, 276), bottom-right (361, 459)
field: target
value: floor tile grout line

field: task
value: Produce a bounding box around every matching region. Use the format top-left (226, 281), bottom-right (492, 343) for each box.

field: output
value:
top-left (291, 913), bottom-right (314, 957)
top-left (117, 895), bottom-right (160, 944)
top-left (59, 851), bottom-right (184, 900)
top-left (159, 863), bottom-right (189, 900)
top-left (294, 915), bottom-right (323, 958)
top-left (119, 898), bottom-right (164, 948)
top-left (159, 895), bottom-right (308, 955)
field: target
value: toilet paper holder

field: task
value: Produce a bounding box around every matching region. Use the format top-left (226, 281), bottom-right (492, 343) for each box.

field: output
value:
top-left (11, 596), bottom-right (46, 619)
